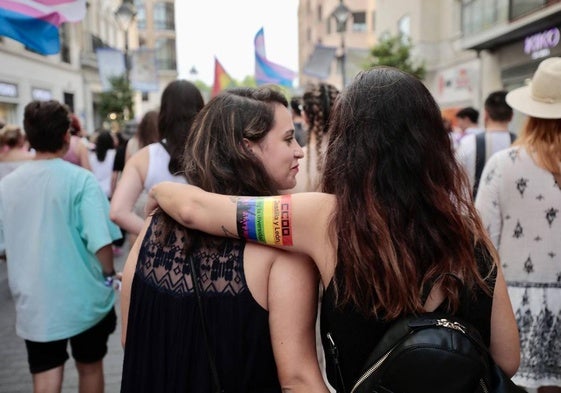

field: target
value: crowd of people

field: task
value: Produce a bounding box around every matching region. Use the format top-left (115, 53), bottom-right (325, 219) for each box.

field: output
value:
top-left (0, 56), bottom-right (560, 393)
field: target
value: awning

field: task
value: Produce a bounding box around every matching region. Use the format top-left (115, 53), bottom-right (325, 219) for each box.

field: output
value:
top-left (303, 44), bottom-right (337, 79)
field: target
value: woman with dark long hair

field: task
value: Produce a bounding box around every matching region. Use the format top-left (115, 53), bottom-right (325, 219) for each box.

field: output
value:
top-left (110, 80), bottom-right (204, 237)
top-left (120, 87), bottom-right (327, 392)
top-left (149, 67), bottom-right (521, 391)
top-left (88, 131), bottom-right (116, 198)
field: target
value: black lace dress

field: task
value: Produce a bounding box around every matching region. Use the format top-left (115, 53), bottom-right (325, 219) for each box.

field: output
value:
top-left (121, 216), bottom-right (281, 392)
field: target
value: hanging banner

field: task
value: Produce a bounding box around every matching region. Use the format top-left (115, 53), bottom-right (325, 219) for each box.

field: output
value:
top-left (130, 48), bottom-right (159, 92)
top-left (96, 48), bottom-right (126, 91)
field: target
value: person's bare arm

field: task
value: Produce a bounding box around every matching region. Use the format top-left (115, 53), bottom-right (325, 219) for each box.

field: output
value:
top-left (79, 142), bottom-right (92, 171)
top-left (95, 243), bottom-right (115, 277)
top-left (110, 148), bottom-right (148, 235)
top-left (489, 264), bottom-right (520, 376)
top-left (269, 252), bottom-right (329, 393)
top-left (120, 217), bottom-right (150, 347)
top-left (148, 182), bottom-right (336, 285)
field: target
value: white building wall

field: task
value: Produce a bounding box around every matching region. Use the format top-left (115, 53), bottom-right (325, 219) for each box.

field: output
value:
top-left (0, 39), bottom-right (85, 129)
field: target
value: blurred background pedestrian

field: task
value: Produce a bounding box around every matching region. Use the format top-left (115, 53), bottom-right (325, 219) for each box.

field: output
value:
top-left (292, 83), bottom-right (339, 192)
top-left (110, 80), bottom-right (204, 240)
top-left (0, 100), bottom-right (121, 393)
top-left (62, 114), bottom-right (92, 171)
top-left (0, 125), bottom-right (34, 180)
top-left (476, 56), bottom-right (561, 393)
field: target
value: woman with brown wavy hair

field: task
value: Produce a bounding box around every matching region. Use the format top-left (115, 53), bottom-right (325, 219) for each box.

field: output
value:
top-left (120, 87), bottom-right (328, 392)
top-left (149, 67), bottom-right (520, 391)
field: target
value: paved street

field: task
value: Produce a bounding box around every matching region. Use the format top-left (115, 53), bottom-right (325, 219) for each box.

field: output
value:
top-left (0, 243), bottom-right (130, 393)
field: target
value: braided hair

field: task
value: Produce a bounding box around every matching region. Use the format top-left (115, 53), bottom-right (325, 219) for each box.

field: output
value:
top-left (302, 83), bottom-right (339, 178)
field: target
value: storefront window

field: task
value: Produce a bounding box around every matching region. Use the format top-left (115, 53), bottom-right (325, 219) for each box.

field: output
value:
top-left (462, 0), bottom-right (509, 36)
top-left (510, 0), bottom-right (547, 20)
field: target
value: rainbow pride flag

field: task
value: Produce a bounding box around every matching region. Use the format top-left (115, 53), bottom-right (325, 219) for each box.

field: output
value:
top-left (254, 27), bottom-right (296, 87)
top-left (211, 57), bottom-right (234, 97)
top-left (0, 0), bottom-right (86, 55)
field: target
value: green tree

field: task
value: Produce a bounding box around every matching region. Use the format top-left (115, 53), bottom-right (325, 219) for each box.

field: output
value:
top-left (99, 75), bottom-right (134, 124)
top-left (366, 34), bottom-right (426, 80)
top-left (193, 80), bottom-right (211, 95)
top-left (239, 75), bottom-right (257, 87)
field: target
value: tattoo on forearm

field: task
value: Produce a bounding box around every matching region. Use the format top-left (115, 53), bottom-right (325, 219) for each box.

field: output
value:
top-left (236, 195), bottom-right (293, 245)
top-left (221, 225), bottom-right (237, 238)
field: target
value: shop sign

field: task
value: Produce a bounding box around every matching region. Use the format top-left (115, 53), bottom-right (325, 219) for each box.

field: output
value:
top-left (32, 88), bottom-right (52, 101)
top-left (434, 60), bottom-right (479, 103)
top-left (524, 27), bottom-right (560, 60)
top-left (0, 82), bottom-right (18, 98)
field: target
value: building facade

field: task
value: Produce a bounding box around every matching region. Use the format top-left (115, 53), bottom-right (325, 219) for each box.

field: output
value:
top-left (133, 0), bottom-right (178, 115)
top-left (0, 0), bottom-right (178, 134)
top-left (298, 0), bottom-right (377, 90)
top-left (298, 0), bottom-right (561, 132)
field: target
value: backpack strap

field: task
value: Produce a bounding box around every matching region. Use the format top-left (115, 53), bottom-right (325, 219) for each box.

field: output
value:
top-left (326, 332), bottom-right (347, 393)
top-left (473, 132), bottom-right (486, 197)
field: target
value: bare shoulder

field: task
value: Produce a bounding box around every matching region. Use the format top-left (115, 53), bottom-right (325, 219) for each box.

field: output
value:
top-left (126, 145), bottom-right (150, 175)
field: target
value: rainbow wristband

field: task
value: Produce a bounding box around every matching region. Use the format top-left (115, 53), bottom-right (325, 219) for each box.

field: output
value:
top-left (236, 195), bottom-right (293, 246)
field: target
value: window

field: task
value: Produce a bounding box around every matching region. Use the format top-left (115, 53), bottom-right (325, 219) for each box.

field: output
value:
top-left (510, 0), bottom-right (546, 20)
top-left (398, 14), bottom-right (410, 39)
top-left (134, 0), bottom-right (146, 29)
top-left (64, 92), bottom-right (74, 112)
top-left (156, 38), bottom-right (176, 70)
top-left (60, 24), bottom-right (71, 63)
top-left (461, 0), bottom-right (508, 36)
top-left (352, 12), bottom-right (367, 32)
top-left (154, 2), bottom-right (175, 30)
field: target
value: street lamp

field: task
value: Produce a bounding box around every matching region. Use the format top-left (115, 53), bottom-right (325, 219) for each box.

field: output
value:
top-left (331, 0), bottom-right (351, 88)
top-left (114, 0), bottom-right (137, 85)
top-left (189, 65), bottom-right (199, 80)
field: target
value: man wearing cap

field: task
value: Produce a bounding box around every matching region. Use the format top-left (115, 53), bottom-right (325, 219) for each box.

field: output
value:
top-left (475, 56), bottom-right (561, 393)
top-left (455, 91), bottom-right (515, 196)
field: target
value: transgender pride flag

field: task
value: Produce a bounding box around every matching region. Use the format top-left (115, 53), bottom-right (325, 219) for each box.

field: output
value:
top-left (0, 0), bottom-right (86, 55)
top-left (254, 27), bottom-right (296, 87)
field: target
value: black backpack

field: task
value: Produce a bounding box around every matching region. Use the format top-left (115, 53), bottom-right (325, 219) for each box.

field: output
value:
top-left (326, 312), bottom-right (526, 393)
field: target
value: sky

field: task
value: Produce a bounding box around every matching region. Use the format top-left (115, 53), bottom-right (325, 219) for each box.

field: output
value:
top-left (175, 0), bottom-right (299, 87)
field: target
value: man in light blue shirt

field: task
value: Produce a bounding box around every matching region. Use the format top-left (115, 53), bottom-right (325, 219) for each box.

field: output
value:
top-left (0, 100), bottom-right (122, 392)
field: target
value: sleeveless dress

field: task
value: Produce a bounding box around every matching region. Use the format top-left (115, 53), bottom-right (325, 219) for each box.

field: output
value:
top-left (89, 149), bottom-right (116, 198)
top-left (121, 215), bottom-right (281, 393)
top-left (144, 143), bottom-right (185, 191)
top-left (320, 246), bottom-right (496, 391)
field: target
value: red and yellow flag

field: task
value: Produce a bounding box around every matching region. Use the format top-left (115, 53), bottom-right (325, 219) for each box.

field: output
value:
top-left (211, 57), bottom-right (234, 97)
